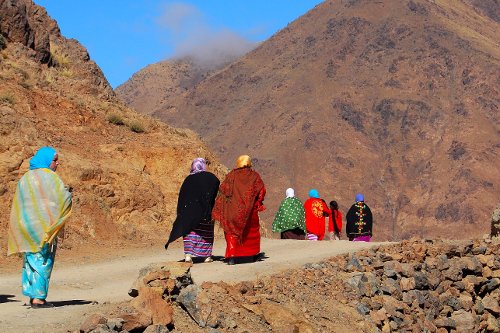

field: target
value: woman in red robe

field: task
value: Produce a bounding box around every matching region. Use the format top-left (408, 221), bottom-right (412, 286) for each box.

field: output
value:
top-left (303, 189), bottom-right (331, 241)
top-left (212, 155), bottom-right (266, 265)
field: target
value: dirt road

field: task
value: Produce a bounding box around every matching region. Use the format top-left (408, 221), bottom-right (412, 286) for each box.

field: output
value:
top-left (0, 238), bottom-right (387, 332)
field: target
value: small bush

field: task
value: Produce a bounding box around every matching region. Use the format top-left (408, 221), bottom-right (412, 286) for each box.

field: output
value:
top-left (127, 121), bottom-right (145, 133)
top-left (0, 34), bottom-right (6, 50)
top-left (1, 50), bottom-right (8, 59)
top-left (60, 70), bottom-right (73, 78)
top-left (50, 43), bottom-right (71, 69)
top-left (1, 92), bottom-right (15, 104)
top-left (107, 113), bottom-right (124, 125)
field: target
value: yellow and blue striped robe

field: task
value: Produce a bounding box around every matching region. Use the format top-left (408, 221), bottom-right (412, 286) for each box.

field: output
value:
top-left (8, 168), bottom-right (72, 255)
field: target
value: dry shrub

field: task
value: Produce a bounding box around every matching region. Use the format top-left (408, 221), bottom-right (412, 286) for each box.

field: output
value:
top-left (127, 120), bottom-right (145, 133)
top-left (50, 43), bottom-right (71, 69)
top-left (1, 92), bottom-right (15, 104)
top-left (107, 113), bottom-right (124, 125)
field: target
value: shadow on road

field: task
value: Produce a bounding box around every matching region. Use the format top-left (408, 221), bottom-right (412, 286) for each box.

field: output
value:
top-left (50, 300), bottom-right (93, 307)
top-left (0, 295), bottom-right (19, 304)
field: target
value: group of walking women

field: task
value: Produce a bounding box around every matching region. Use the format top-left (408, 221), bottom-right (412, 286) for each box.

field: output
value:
top-left (272, 189), bottom-right (373, 242)
top-left (7, 147), bottom-right (372, 308)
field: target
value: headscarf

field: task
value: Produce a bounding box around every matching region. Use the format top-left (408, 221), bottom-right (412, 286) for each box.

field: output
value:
top-left (309, 189), bottom-right (319, 199)
top-left (286, 188), bottom-right (295, 198)
top-left (355, 193), bottom-right (364, 202)
top-left (190, 157), bottom-right (206, 175)
top-left (237, 155), bottom-right (252, 168)
top-left (29, 147), bottom-right (57, 170)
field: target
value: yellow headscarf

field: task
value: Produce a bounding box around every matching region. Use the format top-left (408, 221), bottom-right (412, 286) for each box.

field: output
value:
top-left (236, 155), bottom-right (252, 168)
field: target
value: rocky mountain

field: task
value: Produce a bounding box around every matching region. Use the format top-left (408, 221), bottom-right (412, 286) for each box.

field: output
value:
top-left (0, 0), bottom-right (227, 259)
top-left (115, 43), bottom-right (261, 115)
top-left (134, 0), bottom-right (500, 241)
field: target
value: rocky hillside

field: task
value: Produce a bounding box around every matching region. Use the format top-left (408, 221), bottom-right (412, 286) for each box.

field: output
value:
top-left (78, 236), bottom-right (500, 333)
top-left (0, 0), bottom-right (227, 259)
top-left (129, 0), bottom-right (500, 241)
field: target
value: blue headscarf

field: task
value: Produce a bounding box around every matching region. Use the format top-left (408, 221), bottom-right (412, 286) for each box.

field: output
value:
top-left (355, 193), bottom-right (364, 202)
top-left (309, 189), bottom-right (319, 199)
top-left (29, 147), bottom-right (57, 170)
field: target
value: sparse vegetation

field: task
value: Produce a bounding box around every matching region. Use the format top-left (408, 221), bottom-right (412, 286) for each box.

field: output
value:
top-left (117, 147), bottom-right (124, 151)
top-left (107, 113), bottom-right (124, 125)
top-left (127, 121), bottom-right (145, 133)
top-left (60, 70), bottom-right (73, 78)
top-left (1, 50), bottom-right (8, 59)
top-left (174, 129), bottom-right (188, 137)
top-left (44, 71), bottom-right (54, 84)
top-left (7, 61), bottom-right (17, 69)
top-left (1, 92), bottom-right (15, 104)
top-left (50, 43), bottom-right (71, 69)
top-left (0, 34), bottom-right (6, 50)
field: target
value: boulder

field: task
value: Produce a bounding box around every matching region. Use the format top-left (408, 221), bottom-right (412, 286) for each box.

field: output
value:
top-left (110, 312), bottom-right (152, 332)
top-left (130, 287), bottom-right (174, 326)
top-left (80, 314), bottom-right (107, 333)
top-left (129, 262), bottom-right (192, 297)
top-left (176, 284), bottom-right (212, 327)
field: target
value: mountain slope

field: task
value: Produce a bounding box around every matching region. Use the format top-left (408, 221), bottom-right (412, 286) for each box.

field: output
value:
top-left (150, 0), bottom-right (500, 240)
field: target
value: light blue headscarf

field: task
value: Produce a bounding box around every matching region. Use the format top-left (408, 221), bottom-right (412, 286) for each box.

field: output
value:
top-left (309, 189), bottom-right (319, 199)
top-left (29, 147), bottom-right (57, 170)
top-left (355, 193), bottom-right (364, 202)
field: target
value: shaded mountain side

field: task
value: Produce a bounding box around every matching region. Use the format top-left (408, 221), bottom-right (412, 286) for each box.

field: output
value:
top-left (115, 43), bottom-right (261, 115)
top-left (150, 0), bottom-right (500, 241)
top-left (0, 0), bottom-right (228, 259)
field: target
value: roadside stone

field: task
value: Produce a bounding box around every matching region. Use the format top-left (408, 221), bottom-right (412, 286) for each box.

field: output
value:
top-left (130, 287), bottom-right (174, 326)
top-left (345, 257), bottom-right (363, 272)
top-left (384, 278), bottom-right (403, 300)
top-left (434, 317), bottom-right (457, 329)
top-left (242, 301), bottom-right (314, 332)
top-left (80, 314), bottom-right (107, 333)
top-left (450, 309), bottom-right (475, 333)
top-left (229, 281), bottom-right (255, 296)
top-left (111, 312), bottom-right (152, 332)
top-left (143, 325), bottom-right (170, 333)
top-left (482, 295), bottom-right (500, 315)
top-left (177, 284), bottom-right (212, 327)
top-left (355, 303), bottom-right (370, 315)
top-left (129, 262), bottom-right (192, 297)
top-left (414, 272), bottom-right (429, 290)
top-left (106, 318), bottom-right (124, 331)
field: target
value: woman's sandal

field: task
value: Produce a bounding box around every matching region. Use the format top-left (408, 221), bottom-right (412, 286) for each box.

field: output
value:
top-left (31, 301), bottom-right (54, 309)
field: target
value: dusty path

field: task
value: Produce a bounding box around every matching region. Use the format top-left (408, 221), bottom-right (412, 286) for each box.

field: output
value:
top-left (0, 238), bottom-right (388, 333)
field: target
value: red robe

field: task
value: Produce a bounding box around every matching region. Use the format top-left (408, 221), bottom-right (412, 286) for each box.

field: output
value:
top-left (225, 186), bottom-right (266, 257)
top-left (212, 167), bottom-right (266, 258)
top-left (328, 210), bottom-right (343, 235)
top-left (304, 198), bottom-right (331, 240)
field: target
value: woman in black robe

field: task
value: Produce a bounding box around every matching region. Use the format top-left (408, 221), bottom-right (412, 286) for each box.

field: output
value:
top-left (165, 158), bottom-right (220, 262)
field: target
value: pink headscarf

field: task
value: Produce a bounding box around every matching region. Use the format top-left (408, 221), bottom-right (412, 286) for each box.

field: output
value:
top-left (190, 158), bottom-right (207, 175)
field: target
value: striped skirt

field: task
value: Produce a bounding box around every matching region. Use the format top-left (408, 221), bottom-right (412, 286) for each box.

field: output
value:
top-left (307, 233), bottom-right (319, 241)
top-left (183, 220), bottom-right (214, 257)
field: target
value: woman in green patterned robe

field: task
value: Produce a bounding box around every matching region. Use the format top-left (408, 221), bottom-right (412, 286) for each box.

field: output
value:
top-left (272, 188), bottom-right (307, 239)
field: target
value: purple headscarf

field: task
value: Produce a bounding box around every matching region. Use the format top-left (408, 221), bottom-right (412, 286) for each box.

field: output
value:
top-left (190, 158), bottom-right (207, 175)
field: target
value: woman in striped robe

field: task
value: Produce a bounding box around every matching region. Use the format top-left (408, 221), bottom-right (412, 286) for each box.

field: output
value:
top-left (8, 147), bottom-right (73, 308)
top-left (165, 158), bottom-right (220, 263)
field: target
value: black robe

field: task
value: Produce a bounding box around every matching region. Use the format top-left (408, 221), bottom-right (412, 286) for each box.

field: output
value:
top-left (165, 171), bottom-right (220, 249)
top-left (345, 202), bottom-right (373, 238)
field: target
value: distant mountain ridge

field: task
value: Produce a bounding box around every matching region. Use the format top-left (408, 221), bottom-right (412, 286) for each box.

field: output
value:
top-left (115, 41), bottom-right (261, 115)
top-left (118, 0), bottom-right (500, 240)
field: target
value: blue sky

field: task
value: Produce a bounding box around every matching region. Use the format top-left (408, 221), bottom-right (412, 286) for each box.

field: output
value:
top-left (35, 0), bottom-right (325, 89)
